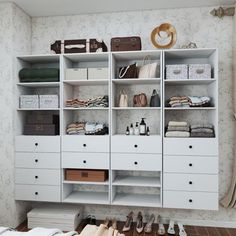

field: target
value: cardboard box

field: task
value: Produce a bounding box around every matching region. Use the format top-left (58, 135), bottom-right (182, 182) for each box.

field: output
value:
top-left (88, 67), bottom-right (109, 80)
top-left (65, 169), bottom-right (108, 182)
top-left (20, 95), bottom-right (39, 108)
top-left (39, 95), bottom-right (59, 108)
top-left (65, 68), bottom-right (87, 80)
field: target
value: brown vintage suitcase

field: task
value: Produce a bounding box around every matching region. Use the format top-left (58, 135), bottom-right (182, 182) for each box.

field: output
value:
top-left (111, 36), bottom-right (142, 51)
top-left (65, 169), bottom-right (108, 182)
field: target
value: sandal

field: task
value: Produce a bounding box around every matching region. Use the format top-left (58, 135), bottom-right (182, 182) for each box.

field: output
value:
top-left (178, 223), bottom-right (187, 236)
top-left (122, 211), bottom-right (133, 232)
top-left (112, 218), bottom-right (117, 230)
top-left (85, 215), bottom-right (96, 225)
top-left (157, 215), bottom-right (166, 235)
top-left (167, 220), bottom-right (175, 235)
top-left (144, 214), bottom-right (155, 233)
top-left (136, 211), bottom-right (144, 233)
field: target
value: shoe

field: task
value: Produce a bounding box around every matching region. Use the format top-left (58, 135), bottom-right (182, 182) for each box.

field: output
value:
top-left (112, 218), bottom-right (117, 230)
top-left (178, 223), bottom-right (187, 236)
top-left (167, 220), bottom-right (175, 235)
top-left (103, 217), bottom-right (110, 227)
top-left (85, 215), bottom-right (96, 225)
top-left (122, 211), bottom-right (133, 232)
top-left (144, 214), bottom-right (155, 233)
top-left (157, 215), bottom-right (166, 235)
top-left (136, 211), bottom-right (144, 234)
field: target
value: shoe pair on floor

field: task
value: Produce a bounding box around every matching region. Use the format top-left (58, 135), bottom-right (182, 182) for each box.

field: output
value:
top-left (168, 220), bottom-right (187, 236)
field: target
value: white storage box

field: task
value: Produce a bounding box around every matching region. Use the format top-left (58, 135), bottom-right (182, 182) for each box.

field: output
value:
top-left (88, 67), bottom-right (109, 80)
top-left (20, 95), bottom-right (39, 108)
top-left (65, 68), bottom-right (87, 80)
top-left (39, 95), bottom-right (59, 108)
top-left (189, 64), bottom-right (211, 79)
top-left (27, 205), bottom-right (83, 231)
top-left (166, 65), bottom-right (188, 80)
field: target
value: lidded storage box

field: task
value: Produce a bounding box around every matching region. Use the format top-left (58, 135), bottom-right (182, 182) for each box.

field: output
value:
top-left (39, 95), bottom-right (59, 108)
top-left (189, 64), bottom-right (211, 79)
top-left (20, 95), bottom-right (39, 108)
top-left (166, 65), bottom-right (188, 80)
top-left (65, 68), bottom-right (87, 80)
top-left (88, 68), bottom-right (109, 80)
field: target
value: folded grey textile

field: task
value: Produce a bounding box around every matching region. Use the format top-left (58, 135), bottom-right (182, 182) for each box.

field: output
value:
top-left (168, 121), bottom-right (188, 127)
top-left (191, 124), bottom-right (214, 129)
top-left (191, 132), bottom-right (215, 137)
top-left (191, 128), bottom-right (214, 133)
top-left (165, 131), bottom-right (190, 137)
top-left (167, 126), bottom-right (190, 132)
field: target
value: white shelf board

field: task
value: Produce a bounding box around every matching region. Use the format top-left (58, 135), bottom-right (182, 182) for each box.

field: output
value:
top-left (112, 134), bottom-right (161, 137)
top-left (17, 54), bottom-right (60, 63)
top-left (165, 107), bottom-right (216, 110)
top-left (112, 176), bottom-right (161, 187)
top-left (63, 180), bottom-right (109, 185)
top-left (112, 78), bottom-right (161, 85)
top-left (17, 108), bottom-right (60, 111)
top-left (63, 79), bottom-right (109, 86)
top-left (112, 193), bottom-right (161, 207)
top-left (112, 107), bottom-right (161, 110)
top-left (64, 107), bottom-right (109, 110)
top-left (63, 191), bottom-right (109, 204)
top-left (17, 82), bottom-right (60, 87)
top-left (64, 52), bottom-right (109, 62)
top-left (164, 79), bottom-right (216, 85)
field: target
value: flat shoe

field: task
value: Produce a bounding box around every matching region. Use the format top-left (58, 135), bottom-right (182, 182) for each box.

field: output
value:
top-left (157, 215), bottom-right (165, 235)
top-left (178, 223), bottom-right (187, 236)
top-left (167, 220), bottom-right (175, 235)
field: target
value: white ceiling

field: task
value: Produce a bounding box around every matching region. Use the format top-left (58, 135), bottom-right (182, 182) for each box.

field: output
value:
top-left (1, 0), bottom-right (235, 17)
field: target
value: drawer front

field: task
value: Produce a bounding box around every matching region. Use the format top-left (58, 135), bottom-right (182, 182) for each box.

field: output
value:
top-left (163, 191), bottom-right (218, 210)
top-left (15, 136), bottom-right (60, 153)
top-left (62, 136), bottom-right (109, 153)
top-left (164, 155), bottom-right (218, 174)
top-left (15, 184), bottom-right (61, 202)
top-left (112, 136), bottom-right (162, 154)
top-left (164, 138), bottom-right (218, 156)
top-left (164, 173), bottom-right (218, 192)
top-left (112, 153), bottom-right (162, 171)
top-left (15, 152), bottom-right (60, 169)
top-left (15, 169), bottom-right (61, 185)
top-left (62, 152), bottom-right (109, 169)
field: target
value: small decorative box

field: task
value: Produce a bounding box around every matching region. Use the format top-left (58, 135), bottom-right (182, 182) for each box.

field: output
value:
top-left (88, 67), bottom-right (109, 80)
top-left (166, 65), bottom-right (188, 80)
top-left (39, 95), bottom-right (59, 108)
top-left (189, 64), bottom-right (211, 79)
top-left (20, 95), bottom-right (39, 108)
top-left (65, 68), bottom-right (87, 80)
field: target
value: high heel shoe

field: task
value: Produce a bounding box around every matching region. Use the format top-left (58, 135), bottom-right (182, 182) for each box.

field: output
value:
top-left (122, 211), bottom-right (133, 232)
top-left (144, 214), bottom-right (155, 233)
top-left (112, 218), bottom-right (117, 230)
top-left (167, 220), bottom-right (175, 235)
top-left (136, 211), bottom-right (144, 234)
top-left (157, 215), bottom-right (165, 235)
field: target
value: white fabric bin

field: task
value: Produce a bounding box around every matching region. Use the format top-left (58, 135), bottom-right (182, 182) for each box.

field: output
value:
top-left (189, 64), bottom-right (211, 79)
top-left (39, 95), bottom-right (59, 108)
top-left (88, 67), bottom-right (109, 80)
top-left (166, 65), bottom-right (188, 80)
top-left (65, 68), bottom-right (88, 80)
top-left (20, 95), bottom-right (39, 108)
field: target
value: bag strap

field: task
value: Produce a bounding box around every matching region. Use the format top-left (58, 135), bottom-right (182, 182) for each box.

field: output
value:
top-left (119, 66), bottom-right (130, 78)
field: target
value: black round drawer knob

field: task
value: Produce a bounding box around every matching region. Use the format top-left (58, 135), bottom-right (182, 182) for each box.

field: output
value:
top-left (189, 145), bottom-right (193, 149)
top-left (35, 159), bottom-right (38, 163)
top-left (189, 181), bottom-right (193, 185)
top-left (35, 192), bottom-right (38, 195)
top-left (189, 199), bottom-right (193, 203)
top-left (83, 144), bottom-right (86, 147)
top-left (35, 176), bottom-right (38, 179)
top-left (83, 160), bottom-right (87, 163)
top-left (189, 163), bottom-right (193, 167)
top-left (134, 161), bottom-right (138, 165)
top-left (134, 144), bottom-right (138, 148)
top-left (35, 143), bottom-right (38, 146)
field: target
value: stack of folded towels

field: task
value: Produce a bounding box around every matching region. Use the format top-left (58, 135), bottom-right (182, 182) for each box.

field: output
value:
top-left (66, 122), bottom-right (108, 135)
top-left (188, 96), bottom-right (211, 107)
top-left (168, 96), bottom-right (190, 108)
top-left (167, 96), bottom-right (211, 107)
top-left (190, 124), bottom-right (215, 137)
top-left (165, 121), bottom-right (190, 137)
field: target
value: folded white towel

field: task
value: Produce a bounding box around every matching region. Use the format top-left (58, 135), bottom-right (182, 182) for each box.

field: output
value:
top-left (1, 232), bottom-right (24, 236)
top-left (168, 121), bottom-right (188, 127)
top-left (0, 227), bottom-right (10, 234)
top-left (166, 131), bottom-right (190, 137)
top-left (26, 228), bottom-right (62, 236)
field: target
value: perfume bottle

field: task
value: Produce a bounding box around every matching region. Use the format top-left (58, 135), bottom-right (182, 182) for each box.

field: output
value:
top-left (130, 123), bottom-right (134, 135)
top-left (126, 126), bottom-right (130, 135)
top-left (139, 118), bottom-right (146, 135)
top-left (146, 126), bottom-right (150, 136)
top-left (134, 122), bottom-right (139, 135)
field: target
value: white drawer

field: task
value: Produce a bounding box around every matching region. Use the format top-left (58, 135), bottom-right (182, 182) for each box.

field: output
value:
top-left (62, 136), bottom-right (109, 153)
top-left (62, 152), bottom-right (109, 169)
top-left (15, 169), bottom-right (61, 185)
top-left (15, 184), bottom-right (61, 202)
top-left (164, 138), bottom-right (218, 156)
top-left (15, 136), bottom-right (60, 153)
top-left (164, 155), bottom-right (218, 174)
top-left (112, 153), bottom-right (162, 171)
top-left (163, 191), bottom-right (218, 210)
top-left (164, 173), bottom-right (218, 192)
top-left (15, 152), bottom-right (60, 169)
top-left (112, 136), bottom-right (162, 154)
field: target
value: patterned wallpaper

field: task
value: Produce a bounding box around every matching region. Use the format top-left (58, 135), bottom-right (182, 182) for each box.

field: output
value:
top-left (0, 2), bottom-right (31, 227)
top-left (31, 7), bottom-right (235, 225)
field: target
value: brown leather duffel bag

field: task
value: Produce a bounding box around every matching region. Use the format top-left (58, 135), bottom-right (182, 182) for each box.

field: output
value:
top-left (111, 36), bottom-right (142, 51)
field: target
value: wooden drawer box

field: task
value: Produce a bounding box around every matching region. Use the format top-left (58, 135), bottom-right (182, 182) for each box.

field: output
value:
top-left (65, 169), bottom-right (108, 182)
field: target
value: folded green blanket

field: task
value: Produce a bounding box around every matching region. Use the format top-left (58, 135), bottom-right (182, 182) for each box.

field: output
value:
top-left (19, 68), bottom-right (59, 82)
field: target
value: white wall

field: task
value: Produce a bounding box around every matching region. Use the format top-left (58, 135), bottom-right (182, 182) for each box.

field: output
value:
top-left (31, 7), bottom-right (235, 226)
top-left (0, 2), bottom-right (31, 227)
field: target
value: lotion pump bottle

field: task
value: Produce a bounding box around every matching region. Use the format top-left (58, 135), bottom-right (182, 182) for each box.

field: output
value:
top-left (130, 123), bottom-right (134, 135)
top-left (140, 118), bottom-right (146, 135)
top-left (134, 122), bottom-right (139, 135)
